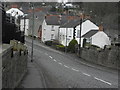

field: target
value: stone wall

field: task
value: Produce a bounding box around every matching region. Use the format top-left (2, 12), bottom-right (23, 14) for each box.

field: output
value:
top-left (2, 44), bottom-right (28, 88)
top-left (79, 46), bottom-right (120, 69)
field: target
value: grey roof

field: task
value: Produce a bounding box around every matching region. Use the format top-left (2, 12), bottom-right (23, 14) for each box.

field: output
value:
top-left (82, 30), bottom-right (98, 38)
top-left (45, 15), bottom-right (60, 25)
top-left (60, 19), bottom-right (80, 28)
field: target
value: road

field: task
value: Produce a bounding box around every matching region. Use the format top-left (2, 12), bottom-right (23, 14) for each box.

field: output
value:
top-left (25, 37), bottom-right (118, 88)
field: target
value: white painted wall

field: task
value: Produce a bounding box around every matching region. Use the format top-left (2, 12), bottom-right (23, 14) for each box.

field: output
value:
top-left (6, 8), bottom-right (24, 17)
top-left (91, 31), bottom-right (111, 49)
top-left (59, 27), bottom-right (74, 46)
top-left (42, 20), bottom-right (59, 42)
top-left (75, 20), bottom-right (99, 47)
top-left (20, 19), bottom-right (29, 36)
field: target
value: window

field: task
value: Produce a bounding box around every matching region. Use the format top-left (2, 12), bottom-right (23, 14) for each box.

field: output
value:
top-left (51, 34), bottom-right (54, 39)
top-left (51, 26), bottom-right (55, 31)
top-left (77, 30), bottom-right (80, 38)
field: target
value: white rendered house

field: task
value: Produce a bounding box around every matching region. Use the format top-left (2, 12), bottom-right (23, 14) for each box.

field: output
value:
top-left (91, 31), bottom-right (111, 49)
top-left (20, 19), bottom-right (29, 36)
top-left (82, 25), bottom-right (111, 49)
top-left (75, 20), bottom-right (99, 47)
top-left (42, 15), bottom-right (60, 42)
top-left (59, 19), bottom-right (99, 47)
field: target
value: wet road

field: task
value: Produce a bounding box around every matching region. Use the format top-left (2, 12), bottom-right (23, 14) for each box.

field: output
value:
top-left (25, 37), bottom-right (118, 88)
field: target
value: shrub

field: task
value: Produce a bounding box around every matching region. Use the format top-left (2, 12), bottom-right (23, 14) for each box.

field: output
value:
top-left (52, 40), bottom-right (60, 46)
top-left (45, 40), bottom-right (53, 46)
top-left (56, 44), bottom-right (65, 51)
top-left (68, 39), bottom-right (78, 53)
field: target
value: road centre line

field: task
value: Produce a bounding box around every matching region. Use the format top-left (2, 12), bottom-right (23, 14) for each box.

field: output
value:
top-left (58, 62), bottom-right (62, 65)
top-left (49, 56), bottom-right (53, 59)
top-left (94, 77), bottom-right (112, 85)
top-left (64, 65), bottom-right (70, 68)
top-left (82, 73), bottom-right (91, 77)
top-left (71, 68), bottom-right (79, 72)
top-left (53, 59), bottom-right (57, 62)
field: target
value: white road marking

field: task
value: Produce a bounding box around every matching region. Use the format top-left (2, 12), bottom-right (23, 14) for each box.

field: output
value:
top-left (64, 65), bottom-right (70, 68)
top-left (49, 56), bottom-right (53, 59)
top-left (58, 62), bottom-right (62, 65)
top-left (71, 68), bottom-right (79, 72)
top-left (53, 59), bottom-right (57, 62)
top-left (94, 77), bottom-right (112, 85)
top-left (82, 73), bottom-right (91, 77)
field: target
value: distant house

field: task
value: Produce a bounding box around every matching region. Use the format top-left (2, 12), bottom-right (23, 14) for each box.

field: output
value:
top-left (41, 15), bottom-right (61, 42)
top-left (82, 25), bottom-right (111, 49)
top-left (59, 19), bottom-right (79, 46)
top-left (75, 20), bottom-right (99, 47)
top-left (6, 8), bottom-right (24, 17)
top-left (59, 19), bottom-right (99, 47)
top-left (6, 8), bottom-right (29, 36)
top-left (6, 8), bottom-right (24, 25)
top-left (20, 17), bottom-right (29, 36)
top-left (28, 11), bottom-right (45, 38)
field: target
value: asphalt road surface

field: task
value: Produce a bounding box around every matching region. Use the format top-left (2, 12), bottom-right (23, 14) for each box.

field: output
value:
top-left (25, 37), bottom-right (118, 88)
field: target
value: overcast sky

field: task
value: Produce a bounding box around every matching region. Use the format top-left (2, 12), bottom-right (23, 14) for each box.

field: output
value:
top-left (1, 0), bottom-right (120, 2)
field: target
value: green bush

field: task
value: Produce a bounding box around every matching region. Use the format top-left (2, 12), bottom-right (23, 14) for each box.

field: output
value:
top-left (52, 40), bottom-right (60, 46)
top-left (45, 41), bottom-right (53, 46)
top-left (56, 44), bottom-right (65, 51)
top-left (68, 39), bottom-right (78, 53)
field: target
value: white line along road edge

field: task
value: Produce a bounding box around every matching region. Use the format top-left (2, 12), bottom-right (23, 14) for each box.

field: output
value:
top-left (94, 77), bottom-right (112, 85)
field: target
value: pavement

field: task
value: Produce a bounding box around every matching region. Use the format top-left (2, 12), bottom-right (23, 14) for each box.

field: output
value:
top-left (18, 54), bottom-right (46, 88)
top-left (18, 36), bottom-right (118, 88)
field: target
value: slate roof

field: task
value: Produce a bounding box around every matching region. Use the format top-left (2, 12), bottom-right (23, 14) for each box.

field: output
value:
top-left (45, 15), bottom-right (60, 25)
top-left (60, 19), bottom-right (80, 28)
top-left (81, 30), bottom-right (98, 38)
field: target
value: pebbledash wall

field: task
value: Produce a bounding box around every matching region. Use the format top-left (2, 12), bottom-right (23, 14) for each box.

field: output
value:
top-left (2, 44), bottom-right (28, 88)
top-left (78, 46), bottom-right (120, 70)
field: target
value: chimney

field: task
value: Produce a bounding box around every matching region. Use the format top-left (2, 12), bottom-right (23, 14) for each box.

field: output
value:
top-left (99, 25), bottom-right (104, 31)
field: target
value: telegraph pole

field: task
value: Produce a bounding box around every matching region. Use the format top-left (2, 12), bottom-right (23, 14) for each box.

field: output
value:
top-left (78, 13), bottom-right (83, 55)
top-left (65, 28), bottom-right (68, 53)
top-left (31, 3), bottom-right (34, 62)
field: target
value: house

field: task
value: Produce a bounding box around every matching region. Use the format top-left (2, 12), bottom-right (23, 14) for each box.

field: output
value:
top-left (75, 20), bottom-right (99, 47)
top-left (6, 8), bottom-right (29, 36)
top-left (41, 15), bottom-right (61, 42)
top-left (59, 19), bottom-right (99, 47)
top-left (6, 8), bottom-right (24, 25)
top-left (6, 8), bottom-right (24, 17)
top-left (20, 16), bottom-right (29, 36)
top-left (59, 19), bottom-right (79, 46)
top-left (28, 11), bottom-right (45, 38)
top-left (82, 25), bottom-right (111, 49)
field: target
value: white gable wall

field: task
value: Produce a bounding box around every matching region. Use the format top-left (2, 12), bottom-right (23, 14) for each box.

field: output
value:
top-left (75, 20), bottom-right (99, 47)
top-left (6, 8), bottom-right (24, 18)
top-left (91, 31), bottom-right (111, 49)
top-left (42, 20), bottom-right (59, 42)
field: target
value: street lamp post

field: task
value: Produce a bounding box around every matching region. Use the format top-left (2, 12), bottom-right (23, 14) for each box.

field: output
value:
top-left (31, 3), bottom-right (34, 62)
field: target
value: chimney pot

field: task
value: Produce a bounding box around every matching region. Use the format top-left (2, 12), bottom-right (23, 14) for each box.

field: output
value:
top-left (99, 25), bottom-right (104, 31)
